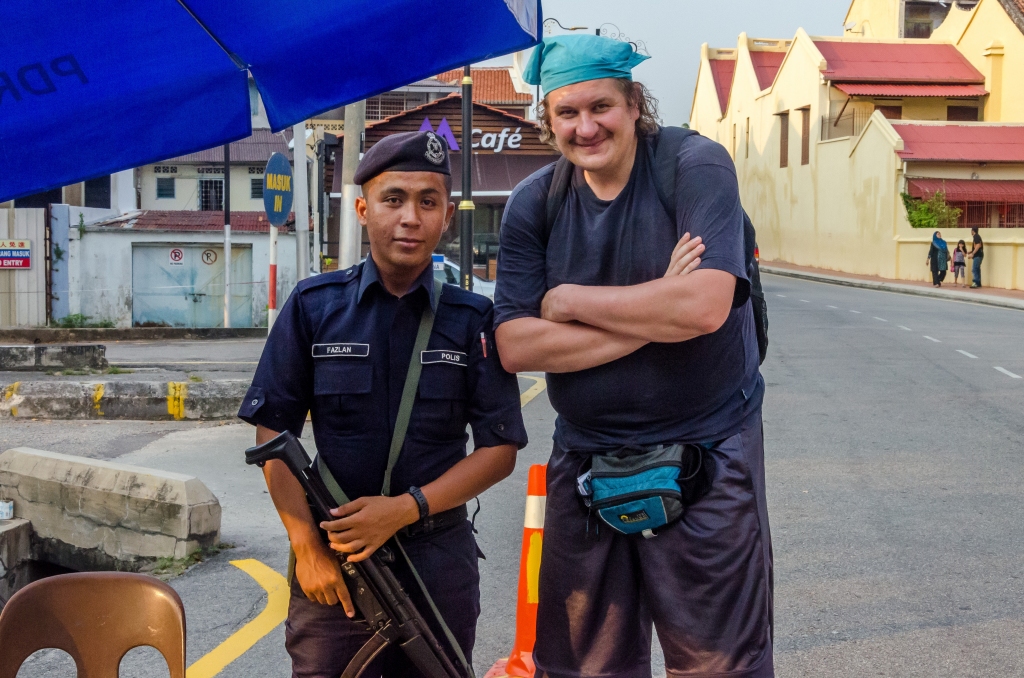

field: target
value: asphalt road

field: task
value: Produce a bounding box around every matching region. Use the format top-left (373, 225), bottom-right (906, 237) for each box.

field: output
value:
top-left (9, 276), bottom-right (1024, 677)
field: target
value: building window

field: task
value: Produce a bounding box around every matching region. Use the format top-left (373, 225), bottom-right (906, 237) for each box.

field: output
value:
top-left (779, 112), bottom-right (789, 169)
top-left (156, 177), bottom-right (175, 199)
top-left (84, 175), bottom-right (111, 209)
top-left (875, 105), bottom-right (903, 120)
top-left (199, 179), bottom-right (223, 211)
top-left (948, 106), bottom-right (979, 122)
top-left (365, 92), bottom-right (429, 121)
top-left (251, 178), bottom-right (263, 200)
top-left (800, 108), bottom-right (811, 166)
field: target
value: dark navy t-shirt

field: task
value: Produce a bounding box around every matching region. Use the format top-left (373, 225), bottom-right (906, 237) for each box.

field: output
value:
top-left (494, 133), bottom-right (764, 451)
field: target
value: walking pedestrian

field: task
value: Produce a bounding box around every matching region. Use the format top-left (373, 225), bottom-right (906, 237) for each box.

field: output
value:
top-left (238, 131), bottom-right (528, 677)
top-left (927, 231), bottom-right (949, 287)
top-left (953, 240), bottom-right (968, 287)
top-left (969, 227), bottom-right (984, 288)
top-left (494, 34), bottom-right (772, 678)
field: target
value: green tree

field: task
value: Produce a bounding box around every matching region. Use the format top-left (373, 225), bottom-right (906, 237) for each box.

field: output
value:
top-left (902, 191), bottom-right (963, 230)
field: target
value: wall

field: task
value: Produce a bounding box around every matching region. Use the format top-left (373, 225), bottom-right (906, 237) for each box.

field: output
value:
top-left (0, 209), bottom-right (48, 328)
top-left (139, 163), bottom-right (272, 212)
top-left (50, 205), bottom-right (119, 324)
top-left (947, 0), bottom-right (1024, 123)
top-left (844, 0), bottom-right (902, 37)
top-left (74, 229), bottom-right (296, 328)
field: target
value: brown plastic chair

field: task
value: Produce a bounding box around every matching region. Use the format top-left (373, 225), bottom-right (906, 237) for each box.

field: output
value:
top-left (0, 571), bottom-right (186, 678)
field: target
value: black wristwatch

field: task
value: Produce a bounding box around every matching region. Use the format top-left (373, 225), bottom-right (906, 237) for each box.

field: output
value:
top-left (408, 486), bottom-right (430, 521)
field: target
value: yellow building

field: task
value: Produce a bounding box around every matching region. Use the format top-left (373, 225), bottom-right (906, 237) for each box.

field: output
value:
top-left (690, 0), bottom-right (1024, 290)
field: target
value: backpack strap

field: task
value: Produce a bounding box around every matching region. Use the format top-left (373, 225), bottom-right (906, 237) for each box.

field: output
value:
top-left (543, 155), bottom-right (575, 247)
top-left (649, 126), bottom-right (699, 222)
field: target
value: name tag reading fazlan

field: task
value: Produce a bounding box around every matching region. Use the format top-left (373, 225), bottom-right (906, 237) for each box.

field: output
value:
top-left (421, 350), bottom-right (468, 367)
top-left (312, 343), bottom-right (370, 358)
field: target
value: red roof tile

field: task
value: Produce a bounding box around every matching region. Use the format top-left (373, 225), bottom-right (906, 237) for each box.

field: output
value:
top-left (92, 211), bottom-right (295, 233)
top-left (814, 41), bottom-right (985, 84)
top-left (162, 130), bottom-right (291, 165)
top-left (435, 67), bottom-right (532, 105)
top-left (750, 52), bottom-right (786, 90)
top-left (907, 178), bottom-right (1024, 202)
top-left (708, 59), bottom-right (736, 114)
top-left (835, 83), bottom-right (987, 97)
top-left (893, 124), bottom-right (1024, 163)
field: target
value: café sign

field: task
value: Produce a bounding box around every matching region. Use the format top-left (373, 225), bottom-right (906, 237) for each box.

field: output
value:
top-left (420, 117), bottom-right (524, 154)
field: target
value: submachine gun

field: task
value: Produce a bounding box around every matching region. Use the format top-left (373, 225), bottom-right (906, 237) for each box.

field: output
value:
top-left (245, 431), bottom-right (469, 678)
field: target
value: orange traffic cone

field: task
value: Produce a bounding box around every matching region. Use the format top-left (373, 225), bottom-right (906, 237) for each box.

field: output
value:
top-left (500, 463), bottom-right (548, 677)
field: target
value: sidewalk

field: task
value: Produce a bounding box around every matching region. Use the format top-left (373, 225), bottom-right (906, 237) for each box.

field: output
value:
top-left (761, 261), bottom-right (1024, 312)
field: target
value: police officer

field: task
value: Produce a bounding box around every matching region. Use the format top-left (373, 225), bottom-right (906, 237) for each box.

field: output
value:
top-left (239, 130), bottom-right (528, 677)
top-left (495, 35), bottom-right (773, 678)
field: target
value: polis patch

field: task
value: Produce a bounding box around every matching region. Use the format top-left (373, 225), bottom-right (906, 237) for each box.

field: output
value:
top-left (312, 343), bottom-right (370, 358)
top-left (420, 350), bottom-right (467, 367)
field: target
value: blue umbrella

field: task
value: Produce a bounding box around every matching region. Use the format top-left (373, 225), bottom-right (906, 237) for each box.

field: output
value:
top-left (0, 0), bottom-right (542, 202)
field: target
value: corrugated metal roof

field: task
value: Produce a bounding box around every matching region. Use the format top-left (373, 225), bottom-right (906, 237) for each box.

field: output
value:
top-left (91, 210), bottom-right (295, 233)
top-left (908, 178), bottom-right (1024, 202)
top-left (435, 67), bottom-right (532, 105)
top-left (835, 83), bottom-right (987, 98)
top-left (814, 41), bottom-right (985, 84)
top-left (708, 59), bottom-right (736, 114)
top-left (162, 130), bottom-right (291, 164)
top-left (750, 52), bottom-right (785, 90)
top-left (894, 123), bottom-right (1024, 163)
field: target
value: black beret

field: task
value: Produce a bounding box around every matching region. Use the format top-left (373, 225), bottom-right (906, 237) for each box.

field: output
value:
top-left (354, 131), bottom-right (451, 186)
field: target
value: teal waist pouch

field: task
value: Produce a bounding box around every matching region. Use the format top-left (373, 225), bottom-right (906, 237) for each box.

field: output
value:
top-left (578, 443), bottom-right (715, 538)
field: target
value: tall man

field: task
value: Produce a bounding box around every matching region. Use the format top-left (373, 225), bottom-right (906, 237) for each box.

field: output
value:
top-left (494, 36), bottom-right (773, 678)
top-left (240, 131), bottom-right (528, 677)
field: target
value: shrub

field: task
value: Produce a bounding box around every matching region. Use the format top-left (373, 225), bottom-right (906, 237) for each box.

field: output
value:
top-left (902, 191), bottom-right (962, 230)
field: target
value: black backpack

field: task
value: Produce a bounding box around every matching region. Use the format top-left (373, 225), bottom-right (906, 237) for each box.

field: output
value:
top-left (542, 126), bottom-right (769, 364)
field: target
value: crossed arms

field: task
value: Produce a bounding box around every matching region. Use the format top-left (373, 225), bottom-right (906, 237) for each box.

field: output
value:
top-left (495, 234), bottom-right (737, 374)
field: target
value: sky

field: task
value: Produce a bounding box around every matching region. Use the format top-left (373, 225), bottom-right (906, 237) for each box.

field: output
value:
top-left (487, 0), bottom-right (853, 125)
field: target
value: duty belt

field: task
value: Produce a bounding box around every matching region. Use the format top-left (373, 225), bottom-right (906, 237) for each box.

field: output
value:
top-left (398, 504), bottom-right (468, 539)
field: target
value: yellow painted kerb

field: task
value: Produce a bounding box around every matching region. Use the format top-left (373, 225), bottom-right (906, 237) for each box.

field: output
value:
top-left (92, 383), bottom-right (104, 416)
top-left (167, 382), bottom-right (187, 420)
top-left (186, 559), bottom-right (289, 678)
top-left (2, 382), bottom-right (21, 417)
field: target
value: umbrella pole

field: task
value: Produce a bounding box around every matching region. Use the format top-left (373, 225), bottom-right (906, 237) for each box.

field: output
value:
top-left (223, 143), bottom-right (232, 329)
top-left (459, 66), bottom-right (474, 291)
top-left (293, 122), bottom-right (310, 282)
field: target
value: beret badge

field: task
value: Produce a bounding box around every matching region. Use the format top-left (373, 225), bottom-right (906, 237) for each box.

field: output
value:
top-left (424, 132), bottom-right (446, 166)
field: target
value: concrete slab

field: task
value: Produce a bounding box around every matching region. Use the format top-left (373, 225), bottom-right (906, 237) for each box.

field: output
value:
top-left (0, 344), bottom-right (108, 371)
top-left (0, 518), bottom-right (31, 605)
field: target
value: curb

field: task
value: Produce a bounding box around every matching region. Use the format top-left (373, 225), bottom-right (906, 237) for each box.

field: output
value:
top-left (761, 265), bottom-right (1024, 312)
top-left (0, 344), bottom-right (108, 371)
top-left (0, 379), bottom-right (247, 420)
top-left (0, 327), bottom-right (268, 344)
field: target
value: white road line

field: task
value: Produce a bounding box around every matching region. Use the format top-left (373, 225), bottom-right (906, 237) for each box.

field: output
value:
top-left (827, 305), bottom-right (839, 309)
top-left (995, 367), bottom-right (1023, 379)
top-left (777, 294), bottom-right (787, 298)
top-left (957, 350), bottom-right (978, 359)
top-left (899, 325), bottom-right (913, 331)
top-left (924, 336), bottom-right (942, 343)
top-left (800, 299), bottom-right (810, 303)
top-left (874, 317), bottom-right (888, 322)
top-left (850, 310), bottom-right (862, 314)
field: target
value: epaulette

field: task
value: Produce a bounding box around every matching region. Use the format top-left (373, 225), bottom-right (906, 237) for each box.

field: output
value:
top-left (439, 284), bottom-right (492, 314)
top-left (295, 264), bottom-right (361, 293)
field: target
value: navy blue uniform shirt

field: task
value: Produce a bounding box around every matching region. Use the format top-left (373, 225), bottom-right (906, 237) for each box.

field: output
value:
top-left (239, 256), bottom-right (528, 500)
top-left (494, 134), bottom-right (763, 451)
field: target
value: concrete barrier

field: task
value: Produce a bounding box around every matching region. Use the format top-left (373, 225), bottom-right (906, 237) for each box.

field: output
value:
top-left (0, 327), bottom-right (268, 344)
top-left (0, 448), bottom-right (221, 572)
top-left (0, 379), bottom-right (248, 420)
top-left (0, 519), bottom-right (31, 605)
top-left (0, 344), bottom-right (108, 371)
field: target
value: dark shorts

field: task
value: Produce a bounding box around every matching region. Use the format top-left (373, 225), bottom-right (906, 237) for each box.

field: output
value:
top-left (285, 520), bottom-right (481, 678)
top-left (535, 418), bottom-right (774, 678)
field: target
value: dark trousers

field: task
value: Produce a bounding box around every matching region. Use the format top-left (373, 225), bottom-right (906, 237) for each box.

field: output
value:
top-left (931, 266), bottom-right (946, 285)
top-left (972, 255), bottom-right (983, 286)
top-left (285, 520), bottom-right (480, 678)
top-left (535, 419), bottom-right (774, 678)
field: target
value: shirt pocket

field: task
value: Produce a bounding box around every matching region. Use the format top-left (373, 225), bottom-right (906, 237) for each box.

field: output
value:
top-left (416, 363), bottom-right (468, 440)
top-left (313, 361), bottom-right (374, 432)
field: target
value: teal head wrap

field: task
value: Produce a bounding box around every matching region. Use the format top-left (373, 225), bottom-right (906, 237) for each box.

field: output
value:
top-left (523, 34), bottom-right (650, 96)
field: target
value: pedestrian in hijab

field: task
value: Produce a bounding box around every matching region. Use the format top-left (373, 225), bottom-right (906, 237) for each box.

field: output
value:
top-left (927, 231), bottom-right (949, 287)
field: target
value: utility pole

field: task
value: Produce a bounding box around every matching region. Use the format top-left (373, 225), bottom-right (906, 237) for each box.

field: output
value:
top-left (459, 66), bottom-right (474, 291)
top-left (223, 143), bottom-right (232, 328)
top-left (340, 101), bottom-right (366, 269)
top-left (293, 122), bottom-right (310, 281)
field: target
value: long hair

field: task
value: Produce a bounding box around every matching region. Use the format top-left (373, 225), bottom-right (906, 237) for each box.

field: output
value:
top-left (536, 79), bottom-right (661, 147)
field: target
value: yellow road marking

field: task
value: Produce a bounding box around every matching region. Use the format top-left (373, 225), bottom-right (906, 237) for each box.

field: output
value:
top-left (186, 559), bottom-right (289, 678)
top-left (2, 381), bottom-right (21, 417)
top-left (519, 375), bottom-right (546, 408)
top-left (167, 382), bottom-right (187, 420)
top-left (92, 383), bottom-right (104, 416)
